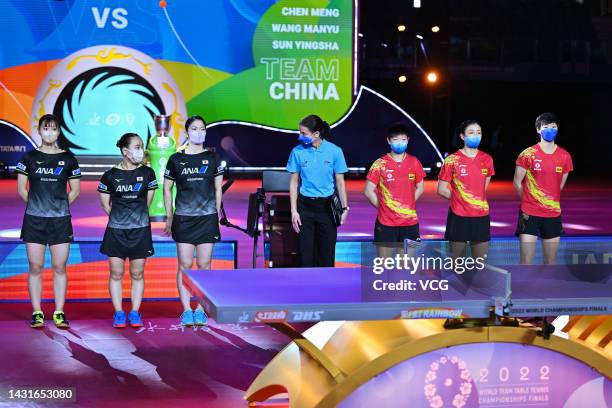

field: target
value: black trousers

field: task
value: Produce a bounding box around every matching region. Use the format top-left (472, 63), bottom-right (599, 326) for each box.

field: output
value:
top-left (297, 195), bottom-right (337, 267)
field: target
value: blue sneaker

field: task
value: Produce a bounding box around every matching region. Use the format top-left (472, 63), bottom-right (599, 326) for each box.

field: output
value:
top-left (180, 310), bottom-right (194, 327)
top-left (128, 310), bottom-right (143, 328)
top-left (194, 309), bottom-right (208, 326)
top-left (113, 311), bottom-right (126, 328)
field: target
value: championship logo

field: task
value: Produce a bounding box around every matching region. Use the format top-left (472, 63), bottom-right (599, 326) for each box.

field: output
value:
top-left (31, 45), bottom-right (188, 156)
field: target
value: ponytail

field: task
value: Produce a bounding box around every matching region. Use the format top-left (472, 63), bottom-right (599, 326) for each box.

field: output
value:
top-left (300, 114), bottom-right (331, 139)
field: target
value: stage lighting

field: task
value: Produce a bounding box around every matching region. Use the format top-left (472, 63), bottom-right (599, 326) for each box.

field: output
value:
top-left (426, 71), bottom-right (438, 84)
top-left (398, 75), bottom-right (407, 83)
top-left (416, 34), bottom-right (424, 40)
top-left (397, 25), bottom-right (406, 32)
top-left (431, 26), bottom-right (440, 33)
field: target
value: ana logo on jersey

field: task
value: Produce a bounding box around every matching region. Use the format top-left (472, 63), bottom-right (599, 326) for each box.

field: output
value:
top-left (116, 183), bottom-right (142, 192)
top-left (181, 166), bottom-right (208, 175)
top-left (35, 167), bottom-right (63, 175)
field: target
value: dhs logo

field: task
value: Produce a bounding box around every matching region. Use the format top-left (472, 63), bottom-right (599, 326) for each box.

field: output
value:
top-left (181, 166), bottom-right (208, 175)
top-left (35, 167), bottom-right (63, 175)
top-left (116, 183), bottom-right (142, 192)
top-left (292, 311), bottom-right (324, 321)
top-left (254, 310), bottom-right (287, 323)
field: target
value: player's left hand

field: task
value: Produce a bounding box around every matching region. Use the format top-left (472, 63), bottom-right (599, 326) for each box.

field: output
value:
top-left (164, 216), bottom-right (173, 236)
top-left (340, 210), bottom-right (348, 226)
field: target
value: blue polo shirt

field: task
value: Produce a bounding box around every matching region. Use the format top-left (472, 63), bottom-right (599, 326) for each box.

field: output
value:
top-left (286, 139), bottom-right (348, 197)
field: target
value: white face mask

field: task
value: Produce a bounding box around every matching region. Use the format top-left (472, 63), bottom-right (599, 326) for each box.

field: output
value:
top-left (40, 129), bottom-right (59, 144)
top-left (188, 130), bottom-right (206, 144)
top-left (128, 148), bottom-right (144, 163)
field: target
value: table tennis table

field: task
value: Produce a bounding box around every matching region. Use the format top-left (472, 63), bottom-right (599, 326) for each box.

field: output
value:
top-left (183, 264), bottom-right (612, 324)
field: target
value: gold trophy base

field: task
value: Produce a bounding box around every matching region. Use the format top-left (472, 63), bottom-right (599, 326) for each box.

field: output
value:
top-left (245, 316), bottom-right (612, 407)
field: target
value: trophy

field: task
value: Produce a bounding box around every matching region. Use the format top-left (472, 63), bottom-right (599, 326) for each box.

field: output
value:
top-left (153, 114), bottom-right (171, 148)
top-left (154, 114), bottom-right (171, 135)
top-left (148, 113), bottom-right (176, 220)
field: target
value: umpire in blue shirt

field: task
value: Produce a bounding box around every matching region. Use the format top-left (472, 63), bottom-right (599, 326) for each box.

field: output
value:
top-left (287, 114), bottom-right (349, 267)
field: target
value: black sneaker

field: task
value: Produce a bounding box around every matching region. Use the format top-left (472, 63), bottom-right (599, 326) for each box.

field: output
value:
top-left (53, 311), bottom-right (70, 329)
top-left (30, 311), bottom-right (44, 328)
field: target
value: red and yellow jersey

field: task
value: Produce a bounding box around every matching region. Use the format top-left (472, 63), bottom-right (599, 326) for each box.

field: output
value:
top-left (439, 150), bottom-right (495, 217)
top-left (366, 154), bottom-right (426, 226)
top-left (515, 143), bottom-right (573, 218)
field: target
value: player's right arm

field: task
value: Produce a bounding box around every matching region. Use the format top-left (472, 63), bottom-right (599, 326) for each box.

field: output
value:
top-left (99, 193), bottom-right (111, 215)
top-left (437, 180), bottom-right (451, 200)
top-left (17, 173), bottom-right (28, 203)
top-left (513, 166), bottom-right (527, 198)
top-left (437, 156), bottom-right (452, 200)
top-left (163, 178), bottom-right (174, 235)
top-left (363, 180), bottom-right (379, 208)
top-left (97, 173), bottom-right (111, 215)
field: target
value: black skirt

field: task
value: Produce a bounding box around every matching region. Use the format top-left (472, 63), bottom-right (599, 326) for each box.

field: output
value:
top-left (515, 209), bottom-right (563, 239)
top-left (171, 214), bottom-right (220, 245)
top-left (21, 214), bottom-right (73, 245)
top-left (444, 208), bottom-right (491, 242)
top-left (100, 226), bottom-right (154, 260)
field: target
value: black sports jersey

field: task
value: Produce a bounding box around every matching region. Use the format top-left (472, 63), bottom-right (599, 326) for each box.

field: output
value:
top-left (98, 165), bottom-right (158, 229)
top-left (16, 150), bottom-right (81, 217)
top-left (164, 150), bottom-right (223, 216)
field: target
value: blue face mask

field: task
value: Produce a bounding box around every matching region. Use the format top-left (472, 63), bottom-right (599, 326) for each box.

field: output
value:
top-left (297, 134), bottom-right (313, 146)
top-left (390, 141), bottom-right (408, 154)
top-left (540, 127), bottom-right (558, 142)
top-left (464, 135), bottom-right (481, 148)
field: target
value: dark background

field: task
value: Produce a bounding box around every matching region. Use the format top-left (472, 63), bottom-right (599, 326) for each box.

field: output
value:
top-left (359, 0), bottom-right (612, 177)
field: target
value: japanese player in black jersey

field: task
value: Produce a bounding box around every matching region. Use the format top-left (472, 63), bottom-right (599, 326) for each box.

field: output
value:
top-left (16, 114), bottom-right (81, 329)
top-left (98, 133), bottom-right (158, 328)
top-left (163, 115), bottom-right (224, 326)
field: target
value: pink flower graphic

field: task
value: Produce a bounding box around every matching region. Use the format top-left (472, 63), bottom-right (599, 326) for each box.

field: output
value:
top-left (453, 394), bottom-right (466, 408)
top-left (424, 383), bottom-right (437, 397)
top-left (430, 395), bottom-right (443, 408)
top-left (460, 382), bottom-right (472, 395)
